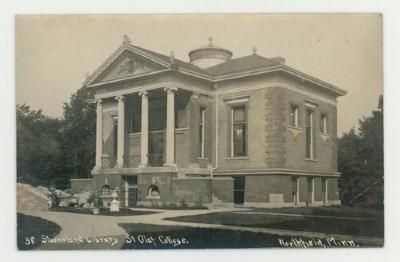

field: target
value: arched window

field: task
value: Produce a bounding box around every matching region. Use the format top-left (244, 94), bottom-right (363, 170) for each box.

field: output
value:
top-left (102, 184), bottom-right (110, 195)
top-left (147, 185), bottom-right (160, 199)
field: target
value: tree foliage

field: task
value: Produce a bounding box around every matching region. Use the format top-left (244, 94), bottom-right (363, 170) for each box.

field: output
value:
top-left (16, 87), bottom-right (95, 188)
top-left (60, 87), bottom-right (96, 181)
top-left (338, 95), bottom-right (384, 208)
top-left (17, 105), bottom-right (62, 186)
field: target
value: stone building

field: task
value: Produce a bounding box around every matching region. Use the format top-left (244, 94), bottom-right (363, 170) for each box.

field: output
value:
top-left (73, 35), bottom-right (346, 208)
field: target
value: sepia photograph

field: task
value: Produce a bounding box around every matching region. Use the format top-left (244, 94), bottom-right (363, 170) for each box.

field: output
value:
top-left (15, 14), bottom-right (383, 250)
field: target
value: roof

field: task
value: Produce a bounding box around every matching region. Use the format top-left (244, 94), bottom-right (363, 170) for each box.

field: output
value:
top-left (204, 54), bottom-right (280, 76)
top-left (130, 44), bottom-right (209, 76)
top-left (84, 40), bottom-right (346, 96)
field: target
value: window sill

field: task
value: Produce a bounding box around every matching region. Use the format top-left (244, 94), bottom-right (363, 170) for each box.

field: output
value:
top-left (226, 156), bottom-right (250, 160)
top-left (175, 127), bottom-right (189, 131)
top-left (288, 126), bottom-right (303, 138)
top-left (319, 132), bottom-right (330, 142)
top-left (288, 125), bottom-right (303, 131)
top-left (145, 196), bottom-right (161, 200)
top-left (305, 158), bottom-right (318, 162)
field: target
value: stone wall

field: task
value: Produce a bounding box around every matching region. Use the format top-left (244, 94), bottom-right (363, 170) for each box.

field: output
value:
top-left (217, 88), bottom-right (268, 170)
top-left (299, 176), bottom-right (309, 202)
top-left (283, 86), bottom-right (338, 172)
top-left (172, 177), bottom-right (212, 206)
top-left (314, 177), bottom-right (323, 202)
top-left (92, 174), bottom-right (122, 194)
top-left (328, 178), bottom-right (340, 201)
top-left (244, 175), bottom-right (293, 205)
top-left (212, 177), bottom-right (234, 203)
top-left (216, 73), bottom-right (337, 172)
top-left (264, 87), bottom-right (287, 167)
top-left (137, 173), bottom-right (174, 205)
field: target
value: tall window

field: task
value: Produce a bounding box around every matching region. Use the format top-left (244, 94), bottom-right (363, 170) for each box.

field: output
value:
top-left (231, 106), bottom-right (247, 157)
top-left (199, 107), bottom-right (205, 158)
top-left (289, 104), bottom-right (299, 127)
top-left (113, 121), bottom-right (118, 157)
top-left (320, 113), bottom-right (327, 133)
top-left (129, 103), bottom-right (141, 133)
top-left (305, 109), bottom-right (314, 159)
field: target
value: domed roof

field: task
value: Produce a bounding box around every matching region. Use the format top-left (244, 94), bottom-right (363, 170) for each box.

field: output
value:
top-left (188, 38), bottom-right (233, 68)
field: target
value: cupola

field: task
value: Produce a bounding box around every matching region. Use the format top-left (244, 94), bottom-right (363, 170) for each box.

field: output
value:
top-left (188, 37), bottom-right (233, 68)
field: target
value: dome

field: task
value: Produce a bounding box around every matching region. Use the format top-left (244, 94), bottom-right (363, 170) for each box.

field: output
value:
top-left (188, 38), bottom-right (233, 68)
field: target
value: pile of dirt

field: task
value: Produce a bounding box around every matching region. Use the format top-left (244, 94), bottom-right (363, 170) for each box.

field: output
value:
top-left (17, 183), bottom-right (49, 211)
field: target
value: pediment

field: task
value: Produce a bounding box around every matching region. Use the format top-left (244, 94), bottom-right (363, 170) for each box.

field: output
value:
top-left (90, 49), bottom-right (167, 85)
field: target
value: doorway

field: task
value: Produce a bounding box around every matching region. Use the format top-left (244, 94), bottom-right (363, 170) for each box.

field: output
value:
top-left (233, 176), bottom-right (245, 205)
top-left (122, 175), bottom-right (138, 207)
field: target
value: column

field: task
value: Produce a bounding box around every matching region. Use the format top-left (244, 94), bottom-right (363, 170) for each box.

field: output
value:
top-left (311, 177), bottom-right (315, 205)
top-left (116, 95), bottom-right (126, 168)
top-left (296, 177), bottom-right (300, 205)
top-left (324, 178), bottom-right (329, 204)
top-left (139, 91), bottom-right (149, 167)
top-left (95, 99), bottom-right (103, 169)
top-left (164, 87), bottom-right (178, 166)
top-left (189, 92), bottom-right (200, 166)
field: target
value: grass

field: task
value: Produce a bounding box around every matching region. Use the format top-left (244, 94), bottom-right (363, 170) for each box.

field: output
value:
top-left (166, 207), bottom-right (384, 238)
top-left (49, 206), bottom-right (157, 216)
top-left (17, 213), bottom-right (61, 250)
top-left (119, 223), bottom-right (377, 248)
top-left (254, 206), bottom-right (383, 219)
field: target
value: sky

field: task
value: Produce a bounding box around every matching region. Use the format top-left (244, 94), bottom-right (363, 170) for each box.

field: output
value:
top-left (15, 14), bottom-right (383, 135)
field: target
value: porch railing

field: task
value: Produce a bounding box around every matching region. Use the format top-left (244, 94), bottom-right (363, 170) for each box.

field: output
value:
top-left (125, 154), bottom-right (141, 168)
top-left (102, 156), bottom-right (116, 169)
top-left (101, 154), bottom-right (164, 168)
top-left (148, 153), bottom-right (164, 167)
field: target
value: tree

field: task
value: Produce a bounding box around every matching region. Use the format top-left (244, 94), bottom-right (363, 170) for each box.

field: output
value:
top-left (59, 87), bottom-right (96, 182)
top-left (338, 95), bottom-right (384, 208)
top-left (16, 104), bottom-right (62, 186)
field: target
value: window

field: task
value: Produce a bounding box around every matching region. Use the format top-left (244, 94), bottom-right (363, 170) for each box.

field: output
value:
top-left (320, 113), bottom-right (327, 133)
top-left (199, 107), bottom-right (205, 158)
top-left (101, 185), bottom-right (110, 195)
top-left (305, 109), bottom-right (314, 159)
top-left (149, 98), bottom-right (166, 131)
top-left (147, 185), bottom-right (160, 199)
top-left (231, 106), bottom-right (247, 157)
top-left (113, 121), bottom-right (118, 157)
top-left (289, 104), bottom-right (299, 127)
top-left (129, 103), bottom-right (141, 133)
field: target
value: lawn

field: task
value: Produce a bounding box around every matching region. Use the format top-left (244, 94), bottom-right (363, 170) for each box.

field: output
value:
top-left (49, 207), bottom-right (157, 216)
top-left (119, 223), bottom-right (379, 248)
top-left (255, 206), bottom-right (383, 219)
top-left (119, 223), bottom-right (320, 249)
top-left (165, 207), bottom-right (384, 238)
top-left (17, 213), bottom-right (61, 250)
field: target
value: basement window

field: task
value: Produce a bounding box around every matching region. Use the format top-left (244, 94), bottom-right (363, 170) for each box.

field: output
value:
top-left (147, 185), bottom-right (160, 199)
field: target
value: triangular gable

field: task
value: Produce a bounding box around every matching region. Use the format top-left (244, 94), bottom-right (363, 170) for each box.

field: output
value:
top-left (85, 46), bottom-right (169, 86)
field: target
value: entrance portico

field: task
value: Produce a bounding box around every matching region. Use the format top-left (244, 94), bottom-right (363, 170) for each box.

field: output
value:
top-left (94, 84), bottom-right (207, 170)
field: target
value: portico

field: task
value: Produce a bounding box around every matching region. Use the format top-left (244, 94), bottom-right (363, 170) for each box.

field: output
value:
top-left (94, 86), bottom-right (203, 170)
